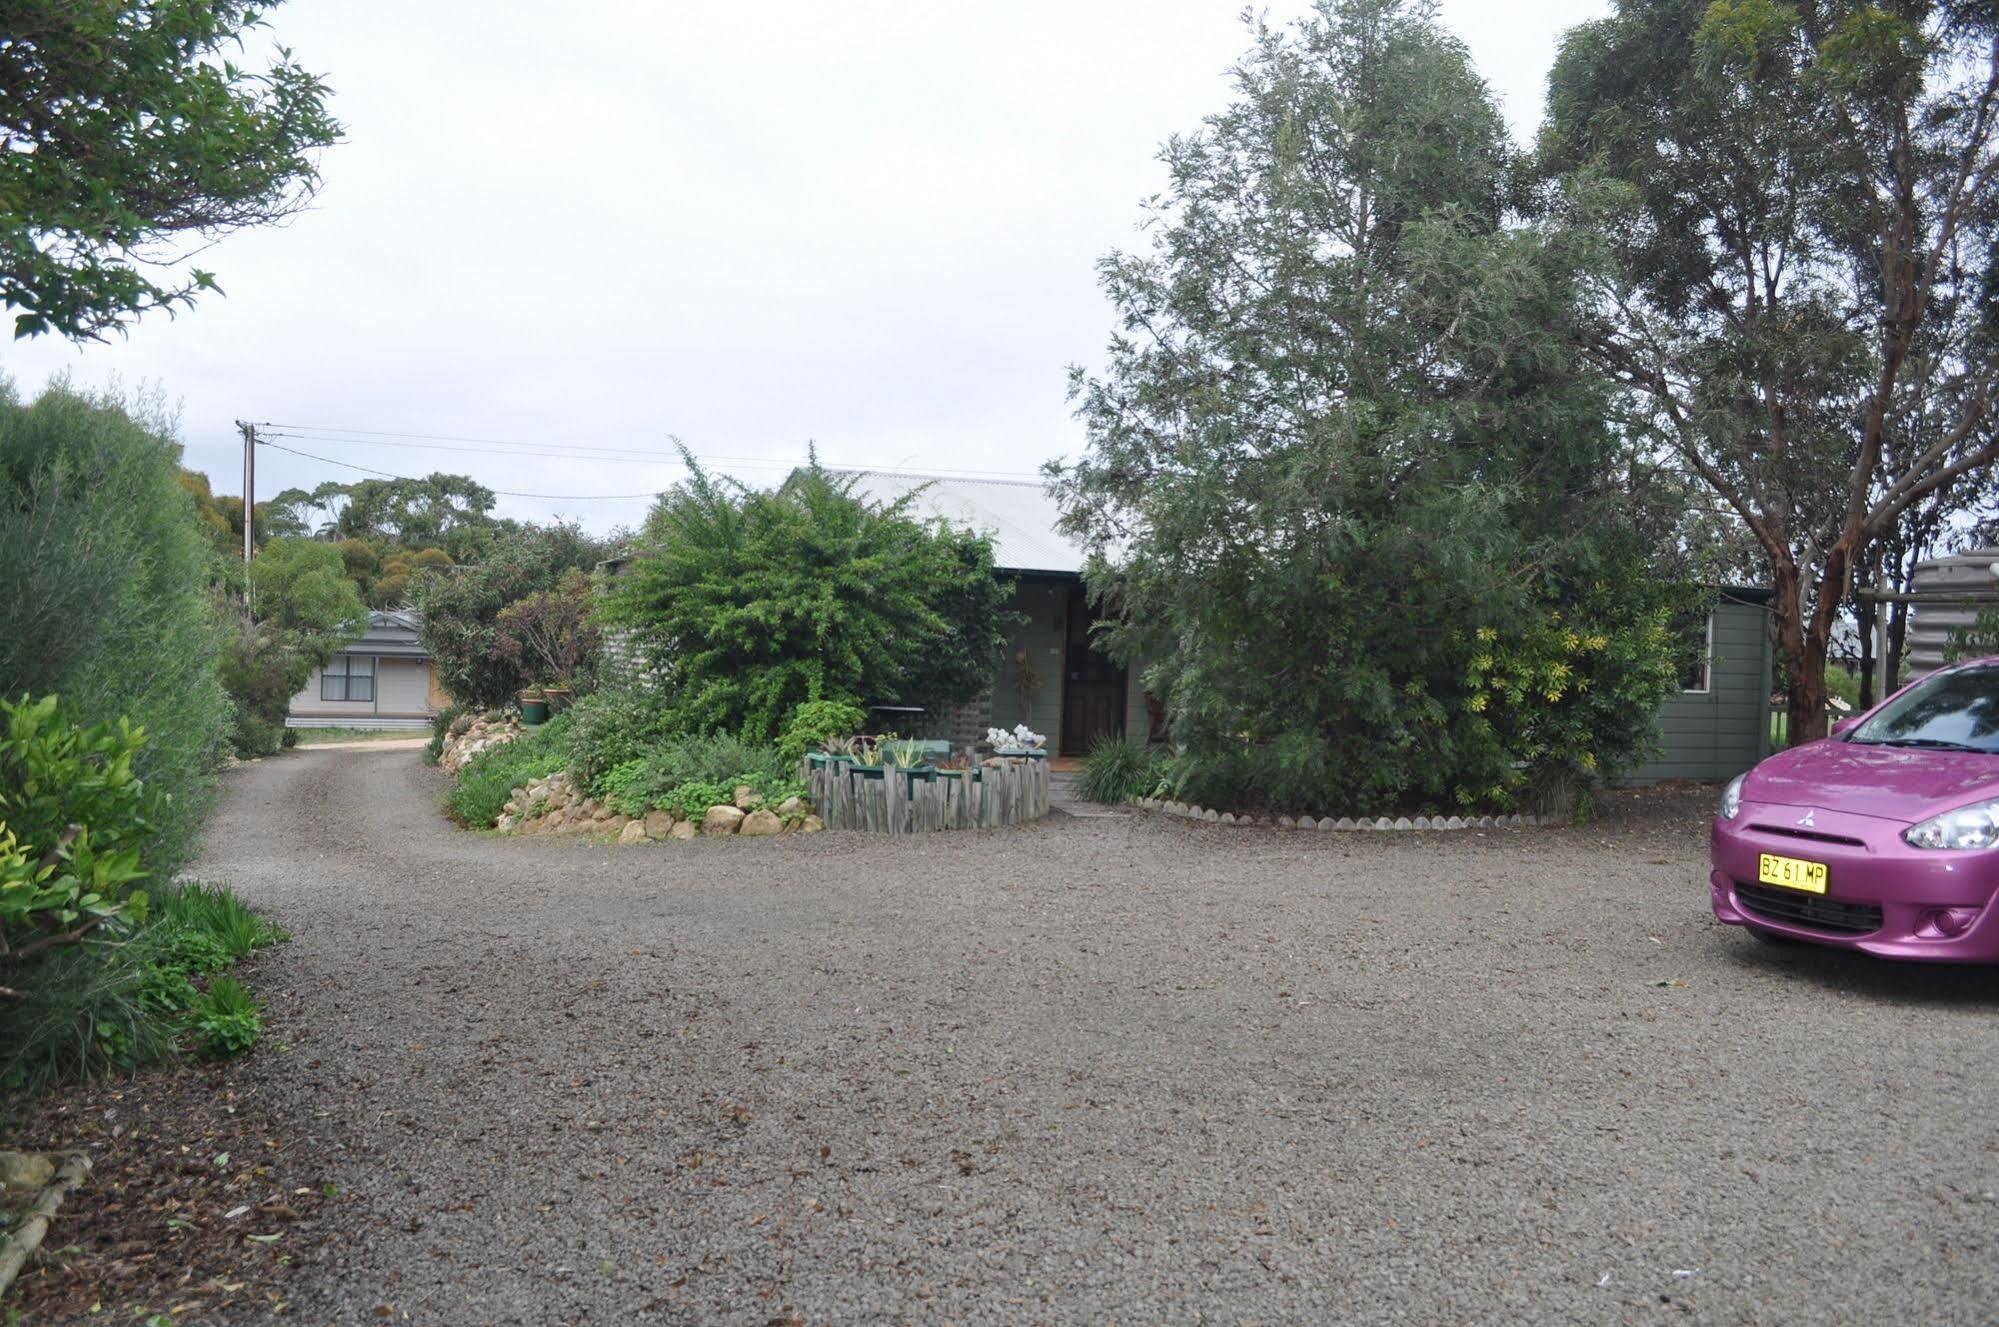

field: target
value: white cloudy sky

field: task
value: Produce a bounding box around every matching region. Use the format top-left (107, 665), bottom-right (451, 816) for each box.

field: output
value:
top-left (2, 0), bottom-right (1607, 534)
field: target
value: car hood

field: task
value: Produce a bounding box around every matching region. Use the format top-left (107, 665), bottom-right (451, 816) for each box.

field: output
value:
top-left (1745, 740), bottom-right (1999, 823)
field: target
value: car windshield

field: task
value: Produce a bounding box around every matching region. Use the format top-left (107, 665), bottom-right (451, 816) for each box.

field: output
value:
top-left (1849, 663), bottom-right (1999, 754)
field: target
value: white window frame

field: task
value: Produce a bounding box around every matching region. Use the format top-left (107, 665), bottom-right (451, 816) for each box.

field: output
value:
top-left (321, 654), bottom-right (376, 702)
top-left (1681, 612), bottom-right (1714, 695)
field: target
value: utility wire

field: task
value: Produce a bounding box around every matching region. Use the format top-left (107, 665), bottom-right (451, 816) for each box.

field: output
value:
top-left (254, 420), bottom-right (1049, 482)
top-left (255, 439), bottom-right (659, 501)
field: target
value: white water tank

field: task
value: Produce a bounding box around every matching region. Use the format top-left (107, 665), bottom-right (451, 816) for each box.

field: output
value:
top-left (1905, 548), bottom-right (1999, 675)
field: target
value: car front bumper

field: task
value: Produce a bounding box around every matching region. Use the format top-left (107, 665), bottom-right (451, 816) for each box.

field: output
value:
top-left (1711, 804), bottom-right (1999, 963)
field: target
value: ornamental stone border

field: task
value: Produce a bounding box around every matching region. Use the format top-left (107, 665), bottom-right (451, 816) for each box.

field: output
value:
top-left (1129, 796), bottom-right (1559, 830)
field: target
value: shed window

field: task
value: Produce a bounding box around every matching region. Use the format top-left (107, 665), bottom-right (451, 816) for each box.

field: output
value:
top-left (321, 655), bottom-right (375, 702)
top-left (1677, 612), bottom-right (1714, 694)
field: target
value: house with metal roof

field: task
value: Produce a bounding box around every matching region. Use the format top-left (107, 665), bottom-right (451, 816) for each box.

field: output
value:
top-left (285, 609), bottom-right (448, 731)
top-left (839, 470), bottom-right (1772, 781)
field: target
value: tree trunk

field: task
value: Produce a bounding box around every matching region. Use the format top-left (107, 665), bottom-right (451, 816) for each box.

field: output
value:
top-left (1856, 593), bottom-right (1877, 709)
top-left (1886, 598), bottom-right (1910, 695)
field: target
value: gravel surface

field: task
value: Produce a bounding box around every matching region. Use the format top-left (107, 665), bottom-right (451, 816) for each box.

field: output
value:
top-left (192, 747), bottom-right (1999, 1325)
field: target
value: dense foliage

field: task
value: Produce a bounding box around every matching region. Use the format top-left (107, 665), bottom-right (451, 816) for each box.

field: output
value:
top-left (1, 0), bottom-right (340, 340)
top-left (1541, 0), bottom-right (1999, 739)
top-left (593, 735), bottom-right (797, 818)
top-left (416, 523), bottom-right (612, 708)
top-left (1052, 1), bottom-right (1685, 815)
top-left (777, 699), bottom-right (869, 762)
top-left (0, 697), bottom-right (158, 975)
top-left (599, 457), bottom-right (1013, 743)
top-left (495, 568), bottom-right (601, 686)
top-left (219, 537), bottom-right (369, 756)
top-left (0, 382), bottom-right (231, 872)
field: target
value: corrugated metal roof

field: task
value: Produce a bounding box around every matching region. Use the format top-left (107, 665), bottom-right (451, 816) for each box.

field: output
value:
top-left (831, 470), bottom-right (1082, 575)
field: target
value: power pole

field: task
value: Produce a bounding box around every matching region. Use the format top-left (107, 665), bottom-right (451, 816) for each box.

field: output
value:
top-left (236, 419), bottom-right (256, 563)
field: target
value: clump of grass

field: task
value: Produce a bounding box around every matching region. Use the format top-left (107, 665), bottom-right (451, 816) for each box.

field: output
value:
top-left (1078, 735), bottom-right (1170, 804)
top-left (0, 882), bottom-right (286, 1101)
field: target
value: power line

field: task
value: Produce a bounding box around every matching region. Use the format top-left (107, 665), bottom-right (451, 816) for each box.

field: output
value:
top-left (253, 420), bottom-right (1049, 482)
top-left (255, 439), bottom-right (659, 501)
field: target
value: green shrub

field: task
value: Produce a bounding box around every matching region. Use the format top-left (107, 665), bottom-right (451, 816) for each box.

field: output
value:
top-left (0, 696), bottom-right (159, 977)
top-left (567, 689), bottom-right (672, 792)
top-left (1077, 735), bottom-right (1168, 805)
top-left (658, 779), bottom-right (732, 822)
top-left (448, 713), bottom-right (573, 827)
top-left (0, 382), bottom-right (232, 878)
top-left (189, 975), bottom-right (262, 1057)
top-left (597, 456), bottom-right (1015, 742)
top-left (777, 698), bottom-right (868, 762)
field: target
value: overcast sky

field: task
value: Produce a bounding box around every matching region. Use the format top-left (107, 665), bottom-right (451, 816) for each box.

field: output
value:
top-left (2, 0), bottom-right (1607, 534)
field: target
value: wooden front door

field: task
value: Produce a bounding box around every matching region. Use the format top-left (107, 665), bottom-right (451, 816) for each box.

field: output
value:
top-left (1060, 581), bottom-right (1126, 755)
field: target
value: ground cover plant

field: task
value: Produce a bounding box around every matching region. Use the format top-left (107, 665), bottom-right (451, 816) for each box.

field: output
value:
top-left (447, 712), bottom-right (575, 827)
top-left (1078, 735), bottom-right (1170, 805)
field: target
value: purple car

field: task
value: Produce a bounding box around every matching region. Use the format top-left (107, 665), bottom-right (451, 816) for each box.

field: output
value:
top-left (1711, 656), bottom-right (1999, 961)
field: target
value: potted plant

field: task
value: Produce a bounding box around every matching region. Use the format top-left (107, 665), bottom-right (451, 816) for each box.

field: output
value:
top-left (986, 724), bottom-right (1048, 759)
top-left (541, 680), bottom-right (574, 714)
top-left (881, 737), bottom-right (936, 790)
top-left (518, 687), bottom-right (549, 726)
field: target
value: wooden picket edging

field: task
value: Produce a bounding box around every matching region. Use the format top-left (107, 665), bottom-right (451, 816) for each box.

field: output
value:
top-left (805, 758), bottom-right (1049, 834)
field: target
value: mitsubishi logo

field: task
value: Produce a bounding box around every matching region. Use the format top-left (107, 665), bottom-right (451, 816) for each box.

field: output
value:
top-left (1797, 809), bottom-right (1817, 828)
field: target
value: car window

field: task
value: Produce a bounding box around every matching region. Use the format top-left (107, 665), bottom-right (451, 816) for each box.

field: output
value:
top-left (1850, 663), bottom-right (1999, 753)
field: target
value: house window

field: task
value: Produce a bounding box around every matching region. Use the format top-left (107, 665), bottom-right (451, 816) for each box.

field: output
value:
top-left (1677, 612), bottom-right (1714, 694)
top-left (321, 655), bottom-right (376, 702)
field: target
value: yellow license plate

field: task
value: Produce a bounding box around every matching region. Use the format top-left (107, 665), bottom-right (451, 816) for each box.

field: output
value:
top-left (1759, 853), bottom-right (1828, 894)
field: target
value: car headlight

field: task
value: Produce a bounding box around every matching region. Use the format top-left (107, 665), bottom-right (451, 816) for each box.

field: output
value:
top-left (1720, 774), bottom-right (1746, 821)
top-left (1904, 799), bottom-right (1999, 851)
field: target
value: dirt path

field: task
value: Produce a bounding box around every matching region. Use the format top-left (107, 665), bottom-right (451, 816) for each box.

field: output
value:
top-left (194, 747), bottom-right (1999, 1324)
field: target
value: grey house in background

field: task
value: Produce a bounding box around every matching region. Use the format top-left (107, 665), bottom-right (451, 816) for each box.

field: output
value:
top-left (286, 609), bottom-right (447, 731)
top-left (842, 471), bottom-right (1772, 781)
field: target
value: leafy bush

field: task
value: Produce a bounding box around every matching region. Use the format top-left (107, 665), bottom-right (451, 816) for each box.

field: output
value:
top-left (217, 538), bottom-right (367, 757)
top-left (777, 698), bottom-right (868, 762)
top-left (657, 779), bottom-right (732, 822)
top-left (1077, 735), bottom-right (1168, 805)
top-left (598, 455), bottom-right (1014, 743)
top-left (448, 713), bottom-right (573, 826)
top-left (189, 975), bottom-right (262, 1057)
top-left (567, 689), bottom-right (673, 792)
top-left (416, 524), bottom-right (610, 709)
top-left (0, 696), bottom-right (159, 976)
top-left (153, 881), bottom-right (286, 961)
top-left (494, 567), bottom-right (601, 686)
top-left (0, 382), bottom-right (232, 877)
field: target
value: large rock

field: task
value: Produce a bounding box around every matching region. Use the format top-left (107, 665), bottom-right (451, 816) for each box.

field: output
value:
top-left (776, 796), bottom-right (807, 818)
top-left (668, 819), bottom-right (699, 840)
top-left (702, 804), bottom-right (745, 836)
top-left (643, 810), bottom-right (676, 840)
top-left (618, 820), bottom-right (647, 845)
top-left (739, 808), bottom-right (783, 837)
top-left (0, 1151), bottom-right (55, 1191)
top-left (797, 814), bottom-right (825, 834)
top-left (732, 784), bottom-right (762, 810)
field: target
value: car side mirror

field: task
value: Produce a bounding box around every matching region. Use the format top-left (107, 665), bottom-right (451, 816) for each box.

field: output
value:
top-left (1831, 716), bottom-right (1862, 738)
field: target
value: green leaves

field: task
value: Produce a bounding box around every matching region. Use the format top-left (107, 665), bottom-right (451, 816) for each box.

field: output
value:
top-left (1, 0), bottom-right (341, 341)
top-left (599, 455), bottom-right (1013, 743)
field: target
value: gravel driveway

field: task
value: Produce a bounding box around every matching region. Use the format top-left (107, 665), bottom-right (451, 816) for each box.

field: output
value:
top-left (199, 747), bottom-right (1999, 1324)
